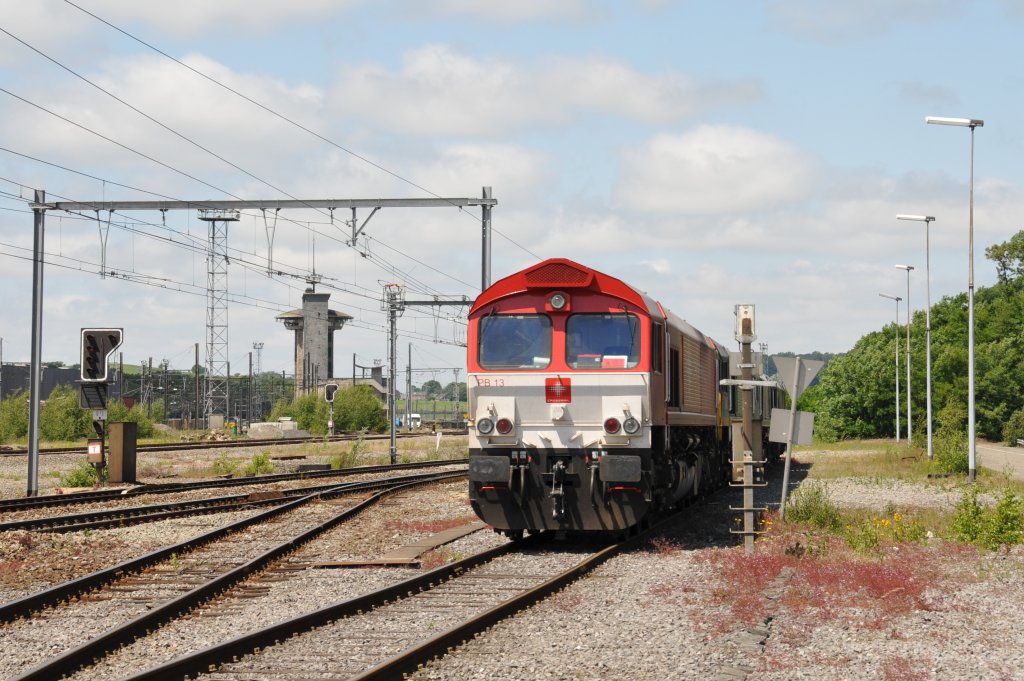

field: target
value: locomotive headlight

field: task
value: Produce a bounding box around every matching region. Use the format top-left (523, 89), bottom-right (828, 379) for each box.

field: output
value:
top-left (476, 417), bottom-right (495, 435)
top-left (604, 417), bottom-right (622, 434)
top-left (496, 417), bottom-right (514, 435)
top-left (623, 417), bottom-right (641, 435)
top-left (549, 292), bottom-right (567, 310)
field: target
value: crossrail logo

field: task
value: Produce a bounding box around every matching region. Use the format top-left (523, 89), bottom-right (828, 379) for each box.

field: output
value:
top-left (545, 377), bottom-right (571, 403)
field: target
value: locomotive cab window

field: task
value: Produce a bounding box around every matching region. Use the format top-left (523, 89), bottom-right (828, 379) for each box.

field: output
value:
top-left (478, 314), bottom-right (552, 369)
top-left (565, 313), bottom-right (640, 369)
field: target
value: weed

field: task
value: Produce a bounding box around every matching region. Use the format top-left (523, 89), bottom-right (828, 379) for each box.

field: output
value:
top-left (330, 432), bottom-right (366, 469)
top-left (784, 483), bottom-right (843, 532)
top-left (648, 536), bottom-right (685, 554)
top-left (59, 462), bottom-right (102, 487)
top-left (952, 485), bottom-right (1024, 550)
top-left (0, 560), bottom-right (26, 578)
top-left (551, 591), bottom-right (584, 610)
top-left (881, 656), bottom-right (929, 681)
top-left (210, 454), bottom-right (240, 476)
top-left (844, 511), bottom-right (926, 554)
top-left (18, 533), bottom-right (33, 550)
top-left (243, 451), bottom-right (274, 476)
top-left (384, 517), bottom-right (477, 534)
top-left (419, 549), bottom-right (451, 570)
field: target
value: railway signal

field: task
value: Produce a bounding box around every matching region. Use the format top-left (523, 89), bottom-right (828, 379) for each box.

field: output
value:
top-left (80, 328), bottom-right (123, 382)
top-left (324, 383), bottom-right (338, 436)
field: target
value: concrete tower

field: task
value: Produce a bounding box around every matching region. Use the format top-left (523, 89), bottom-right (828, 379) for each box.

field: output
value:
top-left (276, 289), bottom-right (351, 398)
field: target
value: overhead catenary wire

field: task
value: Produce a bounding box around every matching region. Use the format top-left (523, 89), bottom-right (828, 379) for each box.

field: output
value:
top-left (0, 142), bottom-right (473, 297)
top-left (0, 17), bottom-right (484, 364)
top-left (60, 0), bottom-right (542, 261)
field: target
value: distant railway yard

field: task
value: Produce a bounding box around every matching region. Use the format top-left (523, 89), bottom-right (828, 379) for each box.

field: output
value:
top-left (0, 435), bottom-right (1020, 680)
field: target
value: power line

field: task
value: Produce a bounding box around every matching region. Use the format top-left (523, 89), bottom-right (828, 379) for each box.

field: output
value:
top-left (60, 0), bottom-right (541, 260)
top-left (0, 143), bottom-right (478, 295)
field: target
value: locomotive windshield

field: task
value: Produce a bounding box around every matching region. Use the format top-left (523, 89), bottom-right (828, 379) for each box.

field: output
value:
top-left (478, 314), bottom-right (552, 369)
top-left (566, 313), bottom-right (640, 369)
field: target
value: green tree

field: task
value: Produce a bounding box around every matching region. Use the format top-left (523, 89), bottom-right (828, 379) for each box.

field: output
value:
top-left (0, 389), bottom-right (29, 443)
top-left (985, 229), bottom-right (1024, 284)
top-left (443, 382), bottom-right (467, 402)
top-left (334, 385), bottom-right (387, 432)
top-left (39, 384), bottom-right (90, 441)
top-left (421, 380), bottom-right (443, 399)
top-left (809, 330), bottom-right (892, 440)
top-left (291, 392), bottom-right (329, 435)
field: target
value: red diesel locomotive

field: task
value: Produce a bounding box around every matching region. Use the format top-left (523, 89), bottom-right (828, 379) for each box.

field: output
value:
top-left (467, 258), bottom-right (744, 535)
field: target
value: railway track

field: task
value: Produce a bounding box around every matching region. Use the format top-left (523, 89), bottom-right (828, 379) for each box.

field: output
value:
top-left (109, 530), bottom-right (645, 681)
top-left (0, 457), bottom-right (465, 513)
top-left (3, 470), bottom-right (468, 681)
top-left (0, 429), bottom-right (465, 458)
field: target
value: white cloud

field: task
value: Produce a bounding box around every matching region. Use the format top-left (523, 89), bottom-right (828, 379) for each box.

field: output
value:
top-left (616, 125), bottom-right (816, 215)
top-left (420, 0), bottom-right (591, 22)
top-left (68, 0), bottom-right (355, 38)
top-left (329, 45), bottom-right (759, 136)
top-left (768, 0), bottom-right (960, 40)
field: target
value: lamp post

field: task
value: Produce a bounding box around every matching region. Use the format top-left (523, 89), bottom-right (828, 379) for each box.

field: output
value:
top-left (895, 265), bottom-right (914, 442)
top-left (926, 116), bottom-right (983, 482)
top-left (879, 293), bottom-right (902, 442)
top-left (897, 215), bottom-right (936, 459)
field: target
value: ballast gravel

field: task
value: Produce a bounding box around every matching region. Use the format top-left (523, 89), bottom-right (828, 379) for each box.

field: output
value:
top-left (2, 443), bottom-right (1024, 680)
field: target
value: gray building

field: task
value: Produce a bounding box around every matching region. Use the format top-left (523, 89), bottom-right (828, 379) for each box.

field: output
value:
top-left (0, 363), bottom-right (83, 401)
top-left (276, 289), bottom-right (352, 398)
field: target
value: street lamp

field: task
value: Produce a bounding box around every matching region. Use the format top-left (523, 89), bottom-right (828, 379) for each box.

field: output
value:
top-left (879, 293), bottom-right (902, 442)
top-left (897, 215), bottom-right (936, 459)
top-left (926, 115), bottom-right (983, 481)
top-left (895, 265), bottom-right (914, 442)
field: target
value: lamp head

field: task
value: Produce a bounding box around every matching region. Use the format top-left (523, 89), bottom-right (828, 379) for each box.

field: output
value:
top-left (896, 214), bottom-right (935, 223)
top-left (926, 116), bottom-right (984, 127)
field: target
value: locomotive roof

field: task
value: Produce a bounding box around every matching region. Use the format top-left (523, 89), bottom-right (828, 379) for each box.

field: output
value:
top-left (472, 258), bottom-right (727, 354)
top-left (470, 258), bottom-right (663, 319)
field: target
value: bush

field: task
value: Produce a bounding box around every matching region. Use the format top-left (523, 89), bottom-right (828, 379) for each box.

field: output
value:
top-left (107, 401), bottom-right (156, 439)
top-left (952, 485), bottom-right (1024, 550)
top-left (267, 386), bottom-right (386, 436)
top-left (334, 385), bottom-right (387, 432)
top-left (59, 461), bottom-right (102, 487)
top-left (784, 482), bottom-right (843, 532)
top-left (40, 384), bottom-right (90, 441)
top-left (934, 396), bottom-right (968, 474)
top-left (0, 390), bottom-right (29, 443)
top-left (210, 453), bottom-right (240, 476)
top-left (1004, 408), bottom-right (1024, 446)
top-left (243, 451), bottom-right (274, 476)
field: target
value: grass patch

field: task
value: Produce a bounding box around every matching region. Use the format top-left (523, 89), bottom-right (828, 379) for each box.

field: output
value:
top-left (59, 462), bottom-right (103, 487)
top-left (798, 443), bottom-right (933, 482)
top-left (243, 451), bottom-right (274, 476)
top-left (209, 453), bottom-right (241, 476)
top-left (330, 433), bottom-right (366, 469)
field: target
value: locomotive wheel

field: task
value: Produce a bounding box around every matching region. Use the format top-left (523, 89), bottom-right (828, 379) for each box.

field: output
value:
top-left (502, 529), bottom-right (525, 541)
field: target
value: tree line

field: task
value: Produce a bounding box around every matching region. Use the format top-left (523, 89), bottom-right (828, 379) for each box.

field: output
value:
top-left (801, 229), bottom-right (1024, 455)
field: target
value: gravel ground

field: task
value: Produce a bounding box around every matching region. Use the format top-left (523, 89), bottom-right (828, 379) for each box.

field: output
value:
top-left (410, 452), bottom-right (1024, 681)
top-left (3, 441), bottom-right (1023, 680)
